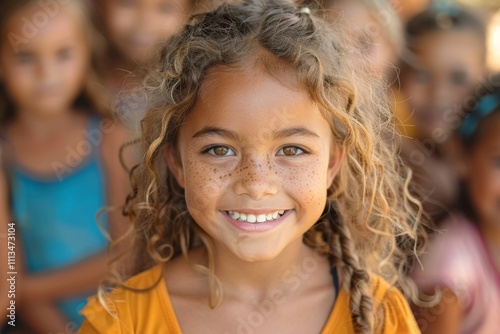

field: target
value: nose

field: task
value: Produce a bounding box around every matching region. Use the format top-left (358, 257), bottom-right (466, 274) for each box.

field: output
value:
top-left (232, 156), bottom-right (279, 200)
top-left (36, 57), bottom-right (57, 85)
top-left (428, 78), bottom-right (452, 108)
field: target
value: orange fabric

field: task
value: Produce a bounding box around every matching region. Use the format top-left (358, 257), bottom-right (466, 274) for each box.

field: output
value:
top-left (79, 265), bottom-right (420, 334)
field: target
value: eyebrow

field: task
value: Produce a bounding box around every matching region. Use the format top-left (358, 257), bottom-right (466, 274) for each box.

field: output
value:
top-left (192, 126), bottom-right (320, 140)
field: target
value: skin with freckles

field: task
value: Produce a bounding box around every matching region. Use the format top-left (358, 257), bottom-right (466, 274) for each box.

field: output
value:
top-left (164, 62), bottom-right (343, 333)
top-left (167, 64), bottom-right (342, 263)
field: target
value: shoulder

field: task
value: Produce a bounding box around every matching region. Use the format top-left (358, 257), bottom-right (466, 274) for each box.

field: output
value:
top-left (371, 276), bottom-right (420, 334)
top-left (328, 275), bottom-right (419, 333)
top-left (79, 265), bottom-right (165, 334)
top-left (412, 214), bottom-right (480, 288)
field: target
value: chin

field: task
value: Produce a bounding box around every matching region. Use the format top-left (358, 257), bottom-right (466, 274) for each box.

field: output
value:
top-left (230, 246), bottom-right (284, 263)
top-left (32, 104), bottom-right (69, 118)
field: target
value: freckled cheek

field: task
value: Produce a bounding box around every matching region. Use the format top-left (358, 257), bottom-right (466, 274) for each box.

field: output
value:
top-left (182, 157), bottom-right (233, 212)
top-left (279, 159), bottom-right (330, 207)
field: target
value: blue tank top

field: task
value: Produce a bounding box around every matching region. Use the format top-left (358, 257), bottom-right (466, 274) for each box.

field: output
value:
top-left (9, 117), bottom-right (109, 327)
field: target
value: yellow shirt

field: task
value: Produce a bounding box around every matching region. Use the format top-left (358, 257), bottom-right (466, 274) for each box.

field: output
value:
top-left (79, 265), bottom-right (420, 333)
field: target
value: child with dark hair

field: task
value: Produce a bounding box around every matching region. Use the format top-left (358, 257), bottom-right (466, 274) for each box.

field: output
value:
top-left (412, 74), bottom-right (500, 333)
top-left (399, 5), bottom-right (487, 222)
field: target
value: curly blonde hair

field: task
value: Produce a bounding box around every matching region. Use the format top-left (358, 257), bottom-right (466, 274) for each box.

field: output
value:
top-left (116, 1), bottom-right (426, 332)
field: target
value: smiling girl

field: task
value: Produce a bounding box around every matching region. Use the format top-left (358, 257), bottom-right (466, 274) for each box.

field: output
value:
top-left (80, 1), bottom-right (425, 333)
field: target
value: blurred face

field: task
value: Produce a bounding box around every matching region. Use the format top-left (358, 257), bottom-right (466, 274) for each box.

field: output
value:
top-left (0, 3), bottom-right (88, 118)
top-left (167, 65), bottom-right (342, 263)
top-left (102, 0), bottom-right (192, 64)
top-left (464, 112), bottom-right (500, 227)
top-left (325, 1), bottom-right (397, 78)
top-left (402, 30), bottom-right (485, 140)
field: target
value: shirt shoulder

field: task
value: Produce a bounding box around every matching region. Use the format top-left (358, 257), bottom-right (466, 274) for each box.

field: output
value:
top-left (322, 275), bottom-right (419, 334)
top-left (79, 265), bottom-right (181, 334)
top-left (372, 276), bottom-right (420, 334)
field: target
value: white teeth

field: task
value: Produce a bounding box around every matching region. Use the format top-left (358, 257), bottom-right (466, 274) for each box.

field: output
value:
top-left (227, 210), bottom-right (287, 223)
top-left (257, 214), bottom-right (267, 222)
top-left (247, 214), bottom-right (257, 223)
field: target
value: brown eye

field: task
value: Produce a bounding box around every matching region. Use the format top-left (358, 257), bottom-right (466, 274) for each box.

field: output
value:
top-left (278, 146), bottom-right (304, 156)
top-left (214, 147), bottom-right (229, 155)
top-left (206, 146), bottom-right (235, 156)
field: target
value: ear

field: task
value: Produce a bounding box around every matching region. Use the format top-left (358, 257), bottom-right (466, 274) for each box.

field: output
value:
top-left (165, 145), bottom-right (185, 189)
top-left (327, 146), bottom-right (344, 188)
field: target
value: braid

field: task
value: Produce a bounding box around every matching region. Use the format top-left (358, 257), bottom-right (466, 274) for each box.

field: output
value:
top-left (322, 202), bottom-right (375, 334)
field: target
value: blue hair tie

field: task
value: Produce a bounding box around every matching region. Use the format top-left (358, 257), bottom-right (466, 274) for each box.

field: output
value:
top-left (459, 92), bottom-right (500, 139)
top-left (431, 0), bottom-right (460, 17)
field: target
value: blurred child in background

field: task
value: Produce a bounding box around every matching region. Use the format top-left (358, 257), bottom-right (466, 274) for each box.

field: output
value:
top-left (0, 0), bottom-right (130, 332)
top-left (399, 6), bottom-right (487, 222)
top-left (303, 0), bottom-right (403, 82)
top-left (300, 0), bottom-right (419, 139)
top-left (412, 75), bottom-right (500, 334)
top-left (95, 0), bottom-right (195, 131)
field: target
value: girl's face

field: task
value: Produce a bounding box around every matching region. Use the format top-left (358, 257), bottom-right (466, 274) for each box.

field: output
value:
top-left (102, 0), bottom-right (191, 64)
top-left (326, 1), bottom-right (397, 78)
top-left (464, 112), bottom-right (500, 227)
top-left (167, 65), bottom-right (343, 262)
top-left (402, 29), bottom-right (485, 140)
top-left (0, 3), bottom-right (88, 118)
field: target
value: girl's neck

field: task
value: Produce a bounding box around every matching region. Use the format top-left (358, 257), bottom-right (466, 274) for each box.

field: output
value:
top-left (208, 240), bottom-right (328, 298)
top-left (12, 108), bottom-right (83, 139)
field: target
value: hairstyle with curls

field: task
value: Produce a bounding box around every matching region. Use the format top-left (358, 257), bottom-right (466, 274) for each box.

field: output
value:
top-left (0, 0), bottom-right (110, 124)
top-left (115, 1), bottom-right (426, 332)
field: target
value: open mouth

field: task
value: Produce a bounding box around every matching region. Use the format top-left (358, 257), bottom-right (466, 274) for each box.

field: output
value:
top-left (224, 210), bottom-right (288, 223)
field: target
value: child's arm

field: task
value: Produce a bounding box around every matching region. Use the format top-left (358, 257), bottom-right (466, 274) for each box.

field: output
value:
top-left (20, 302), bottom-right (76, 334)
top-left (20, 252), bottom-right (112, 301)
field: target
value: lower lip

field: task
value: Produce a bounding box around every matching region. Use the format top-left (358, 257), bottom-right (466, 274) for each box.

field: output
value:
top-left (222, 210), bottom-right (292, 233)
